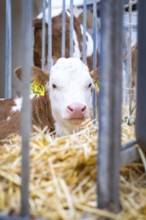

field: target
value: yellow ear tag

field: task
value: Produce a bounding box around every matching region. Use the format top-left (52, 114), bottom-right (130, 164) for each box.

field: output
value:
top-left (95, 80), bottom-right (100, 92)
top-left (30, 79), bottom-right (45, 96)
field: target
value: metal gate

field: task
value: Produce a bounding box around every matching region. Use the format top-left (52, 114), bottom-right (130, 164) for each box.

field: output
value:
top-left (0, 0), bottom-right (146, 219)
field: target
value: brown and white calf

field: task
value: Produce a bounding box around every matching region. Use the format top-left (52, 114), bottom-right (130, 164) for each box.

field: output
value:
top-left (0, 66), bottom-right (54, 139)
top-left (0, 58), bottom-right (98, 139)
top-left (33, 8), bottom-right (99, 71)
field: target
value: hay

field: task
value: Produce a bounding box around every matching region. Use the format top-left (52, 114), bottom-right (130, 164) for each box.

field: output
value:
top-left (0, 118), bottom-right (146, 220)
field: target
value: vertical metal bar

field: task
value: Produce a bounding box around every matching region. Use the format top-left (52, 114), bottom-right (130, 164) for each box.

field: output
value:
top-left (70, 0), bottom-right (74, 57)
top-left (124, 35), bottom-right (130, 105)
top-left (42, 0), bottom-right (46, 70)
top-left (20, 0), bottom-right (32, 216)
top-left (82, 0), bottom-right (87, 64)
top-left (62, 0), bottom-right (66, 57)
top-left (136, 0), bottom-right (146, 151)
top-left (128, 0), bottom-right (133, 114)
top-left (48, 0), bottom-right (52, 71)
top-left (98, 0), bottom-right (123, 212)
top-left (5, 0), bottom-right (12, 98)
top-left (93, 0), bottom-right (97, 69)
top-left (92, 0), bottom-right (97, 122)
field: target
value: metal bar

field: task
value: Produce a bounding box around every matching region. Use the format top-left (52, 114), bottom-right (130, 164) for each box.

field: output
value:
top-left (123, 34), bottom-right (130, 105)
top-left (92, 0), bottom-right (97, 122)
top-left (41, 0), bottom-right (46, 70)
top-left (69, 0), bottom-right (74, 57)
top-left (98, 0), bottom-right (123, 212)
top-left (122, 140), bottom-right (137, 150)
top-left (93, 0), bottom-right (97, 69)
top-left (82, 0), bottom-right (87, 64)
top-left (136, 0), bottom-right (146, 151)
top-left (48, 0), bottom-right (52, 70)
top-left (0, 216), bottom-right (28, 220)
top-left (20, 0), bottom-right (32, 217)
top-left (120, 140), bottom-right (139, 166)
top-left (5, 0), bottom-right (12, 98)
top-left (0, 216), bottom-right (42, 220)
top-left (124, 0), bottom-right (137, 9)
top-left (128, 0), bottom-right (133, 114)
top-left (62, 0), bottom-right (66, 57)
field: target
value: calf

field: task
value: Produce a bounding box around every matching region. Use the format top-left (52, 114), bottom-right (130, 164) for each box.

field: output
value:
top-left (0, 66), bottom-right (54, 139)
top-left (33, 8), bottom-right (99, 71)
top-left (0, 58), bottom-right (97, 139)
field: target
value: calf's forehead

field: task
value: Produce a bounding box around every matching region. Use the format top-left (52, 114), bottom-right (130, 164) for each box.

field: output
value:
top-left (50, 58), bottom-right (91, 83)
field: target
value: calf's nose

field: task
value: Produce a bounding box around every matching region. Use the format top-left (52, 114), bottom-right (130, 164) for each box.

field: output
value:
top-left (67, 103), bottom-right (86, 119)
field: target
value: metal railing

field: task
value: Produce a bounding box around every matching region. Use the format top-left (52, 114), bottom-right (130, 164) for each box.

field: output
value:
top-left (1, 0), bottom-right (146, 219)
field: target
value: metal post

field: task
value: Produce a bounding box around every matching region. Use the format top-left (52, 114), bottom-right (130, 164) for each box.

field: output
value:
top-left (20, 0), bottom-right (32, 217)
top-left (98, 0), bottom-right (123, 212)
top-left (5, 0), bottom-right (12, 98)
top-left (92, 0), bottom-right (97, 122)
top-left (41, 0), bottom-right (46, 70)
top-left (48, 0), bottom-right (52, 71)
top-left (62, 0), bottom-right (66, 57)
top-left (70, 0), bottom-right (74, 57)
top-left (136, 0), bottom-right (146, 151)
top-left (82, 0), bottom-right (87, 64)
top-left (93, 0), bottom-right (97, 69)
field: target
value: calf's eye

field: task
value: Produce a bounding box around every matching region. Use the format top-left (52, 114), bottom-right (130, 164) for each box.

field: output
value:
top-left (88, 83), bottom-right (92, 88)
top-left (52, 84), bottom-right (57, 89)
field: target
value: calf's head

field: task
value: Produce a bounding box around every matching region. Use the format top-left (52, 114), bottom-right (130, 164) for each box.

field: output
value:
top-left (49, 57), bottom-right (95, 136)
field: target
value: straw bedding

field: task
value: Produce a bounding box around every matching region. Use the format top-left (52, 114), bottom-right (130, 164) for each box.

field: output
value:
top-left (0, 118), bottom-right (146, 220)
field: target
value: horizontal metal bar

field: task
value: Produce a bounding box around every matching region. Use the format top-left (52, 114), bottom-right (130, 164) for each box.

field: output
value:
top-left (122, 140), bottom-right (137, 150)
top-left (120, 141), bottom-right (139, 166)
top-left (124, 0), bottom-right (137, 8)
top-left (0, 216), bottom-right (43, 220)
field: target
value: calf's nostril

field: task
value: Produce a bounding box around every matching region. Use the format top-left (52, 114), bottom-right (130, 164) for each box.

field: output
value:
top-left (67, 105), bottom-right (74, 112)
top-left (81, 105), bottom-right (86, 112)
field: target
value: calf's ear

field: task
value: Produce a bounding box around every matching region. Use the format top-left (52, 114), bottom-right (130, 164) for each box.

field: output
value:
top-left (14, 66), bottom-right (22, 81)
top-left (14, 66), bottom-right (49, 85)
top-left (33, 18), bottom-right (43, 28)
top-left (90, 67), bottom-right (100, 92)
top-left (31, 66), bottom-right (49, 85)
top-left (33, 18), bottom-right (48, 28)
top-left (90, 67), bottom-right (99, 83)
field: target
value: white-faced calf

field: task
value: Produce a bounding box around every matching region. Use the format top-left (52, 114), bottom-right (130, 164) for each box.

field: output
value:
top-left (0, 58), bottom-right (98, 139)
top-left (49, 57), bottom-right (96, 136)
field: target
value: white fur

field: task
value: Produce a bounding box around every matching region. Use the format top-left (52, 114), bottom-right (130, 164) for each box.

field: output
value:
top-left (80, 25), bottom-right (94, 57)
top-left (37, 8), bottom-right (62, 20)
top-left (72, 28), bottom-right (81, 58)
top-left (49, 58), bottom-right (93, 136)
top-left (11, 95), bottom-right (36, 112)
top-left (6, 116), bottom-right (11, 121)
top-left (73, 7), bottom-right (83, 18)
top-left (11, 98), bottom-right (22, 112)
top-left (66, 11), bottom-right (81, 58)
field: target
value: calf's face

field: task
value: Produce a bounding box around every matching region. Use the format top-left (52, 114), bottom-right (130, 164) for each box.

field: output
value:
top-left (49, 58), bottom-right (94, 136)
